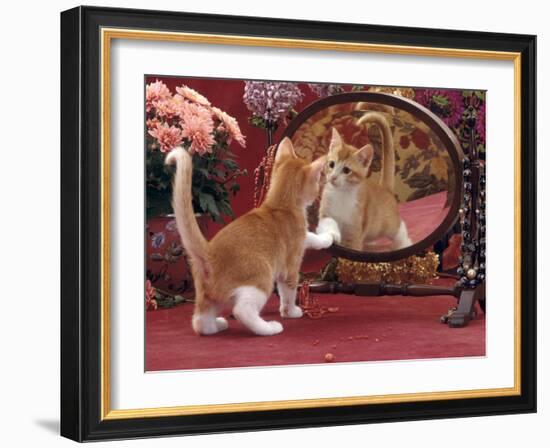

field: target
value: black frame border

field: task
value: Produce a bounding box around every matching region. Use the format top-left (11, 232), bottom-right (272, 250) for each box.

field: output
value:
top-left (61, 6), bottom-right (536, 442)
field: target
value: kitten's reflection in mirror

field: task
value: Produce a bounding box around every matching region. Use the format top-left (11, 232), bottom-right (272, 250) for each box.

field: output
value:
top-left (318, 112), bottom-right (412, 251)
top-left (290, 100), bottom-right (455, 254)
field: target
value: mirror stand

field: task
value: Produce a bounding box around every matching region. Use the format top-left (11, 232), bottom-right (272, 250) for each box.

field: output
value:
top-left (309, 275), bottom-right (484, 329)
top-left (309, 280), bottom-right (459, 298)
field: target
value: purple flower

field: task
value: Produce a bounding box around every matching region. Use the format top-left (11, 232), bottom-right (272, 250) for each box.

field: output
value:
top-left (414, 89), bottom-right (465, 128)
top-left (243, 81), bottom-right (304, 122)
top-left (307, 83), bottom-right (344, 98)
top-left (151, 232), bottom-right (166, 249)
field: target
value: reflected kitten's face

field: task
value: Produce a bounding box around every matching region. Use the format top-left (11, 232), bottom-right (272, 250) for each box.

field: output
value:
top-left (326, 127), bottom-right (373, 189)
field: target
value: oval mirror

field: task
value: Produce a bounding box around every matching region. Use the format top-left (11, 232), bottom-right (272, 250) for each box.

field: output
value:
top-left (282, 92), bottom-right (464, 262)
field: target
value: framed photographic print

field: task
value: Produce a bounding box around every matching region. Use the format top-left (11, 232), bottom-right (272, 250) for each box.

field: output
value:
top-left (60, 6), bottom-right (536, 441)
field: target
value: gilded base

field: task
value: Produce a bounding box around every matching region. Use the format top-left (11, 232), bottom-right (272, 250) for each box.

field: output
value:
top-left (336, 252), bottom-right (440, 284)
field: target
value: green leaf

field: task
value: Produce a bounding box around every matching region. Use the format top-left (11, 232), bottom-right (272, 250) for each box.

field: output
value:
top-left (203, 182), bottom-right (225, 196)
top-left (196, 167), bottom-right (210, 178)
top-left (249, 115), bottom-right (268, 129)
top-left (211, 213), bottom-right (224, 224)
top-left (474, 91), bottom-right (486, 101)
top-left (431, 95), bottom-right (449, 107)
top-left (198, 192), bottom-right (216, 215)
top-left (218, 200), bottom-right (234, 218)
top-left (197, 193), bottom-right (208, 214)
top-left (221, 159), bottom-right (238, 170)
top-left (212, 168), bottom-right (226, 180)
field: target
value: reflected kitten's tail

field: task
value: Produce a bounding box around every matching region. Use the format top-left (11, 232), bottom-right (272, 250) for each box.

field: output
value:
top-left (357, 112), bottom-right (395, 192)
top-left (165, 147), bottom-right (210, 278)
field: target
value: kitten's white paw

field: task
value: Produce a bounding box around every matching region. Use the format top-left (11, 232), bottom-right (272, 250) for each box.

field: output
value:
top-left (305, 232), bottom-right (333, 250)
top-left (215, 317), bottom-right (229, 331)
top-left (392, 221), bottom-right (412, 249)
top-left (280, 305), bottom-right (303, 319)
top-left (319, 233), bottom-right (335, 249)
top-left (265, 321), bottom-right (284, 335)
top-left (392, 238), bottom-right (412, 250)
top-left (317, 233), bottom-right (334, 249)
top-left (317, 217), bottom-right (341, 244)
top-left (193, 314), bottom-right (228, 335)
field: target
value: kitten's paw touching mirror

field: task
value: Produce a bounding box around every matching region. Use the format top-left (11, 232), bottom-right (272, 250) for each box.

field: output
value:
top-left (317, 217), bottom-right (341, 244)
top-left (305, 231), bottom-right (334, 250)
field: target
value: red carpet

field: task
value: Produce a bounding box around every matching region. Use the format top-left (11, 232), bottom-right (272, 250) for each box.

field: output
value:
top-left (146, 279), bottom-right (485, 371)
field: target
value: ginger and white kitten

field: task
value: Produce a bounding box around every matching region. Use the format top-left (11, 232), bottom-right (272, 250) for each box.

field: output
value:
top-left (166, 138), bottom-right (332, 336)
top-left (318, 112), bottom-right (412, 251)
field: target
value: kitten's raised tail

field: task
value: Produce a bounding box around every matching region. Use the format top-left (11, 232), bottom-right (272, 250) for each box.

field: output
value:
top-left (357, 112), bottom-right (395, 192)
top-left (165, 147), bottom-right (210, 277)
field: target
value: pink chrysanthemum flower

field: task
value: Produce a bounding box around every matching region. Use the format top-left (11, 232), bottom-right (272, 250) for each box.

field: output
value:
top-left (176, 85), bottom-right (211, 107)
top-left (212, 107), bottom-right (246, 148)
top-left (171, 94), bottom-right (189, 117)
top-left (148, 123), bottom-right (184, 152)
top-left (153, 98), bottom-right (181, 120)
top-left (146, 117), bottom-right (161, 132)
top-left (146, 80), bottom-right (171, 113)
top-left (180, 102), bottom-right (215, 155)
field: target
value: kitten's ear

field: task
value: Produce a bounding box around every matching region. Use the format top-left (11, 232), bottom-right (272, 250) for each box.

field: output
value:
top-left (308, 156), bottom-right (326, 182)
top-left (329, 128), bottom-right (342, 152)
top-left (275, 137), bottom-right (297, 162)
top-left (355, 144), bottom-right (374, 167)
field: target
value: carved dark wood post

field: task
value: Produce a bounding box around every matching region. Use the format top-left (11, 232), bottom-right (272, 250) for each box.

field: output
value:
top-left (445, 100), bottom-right (487, 327)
